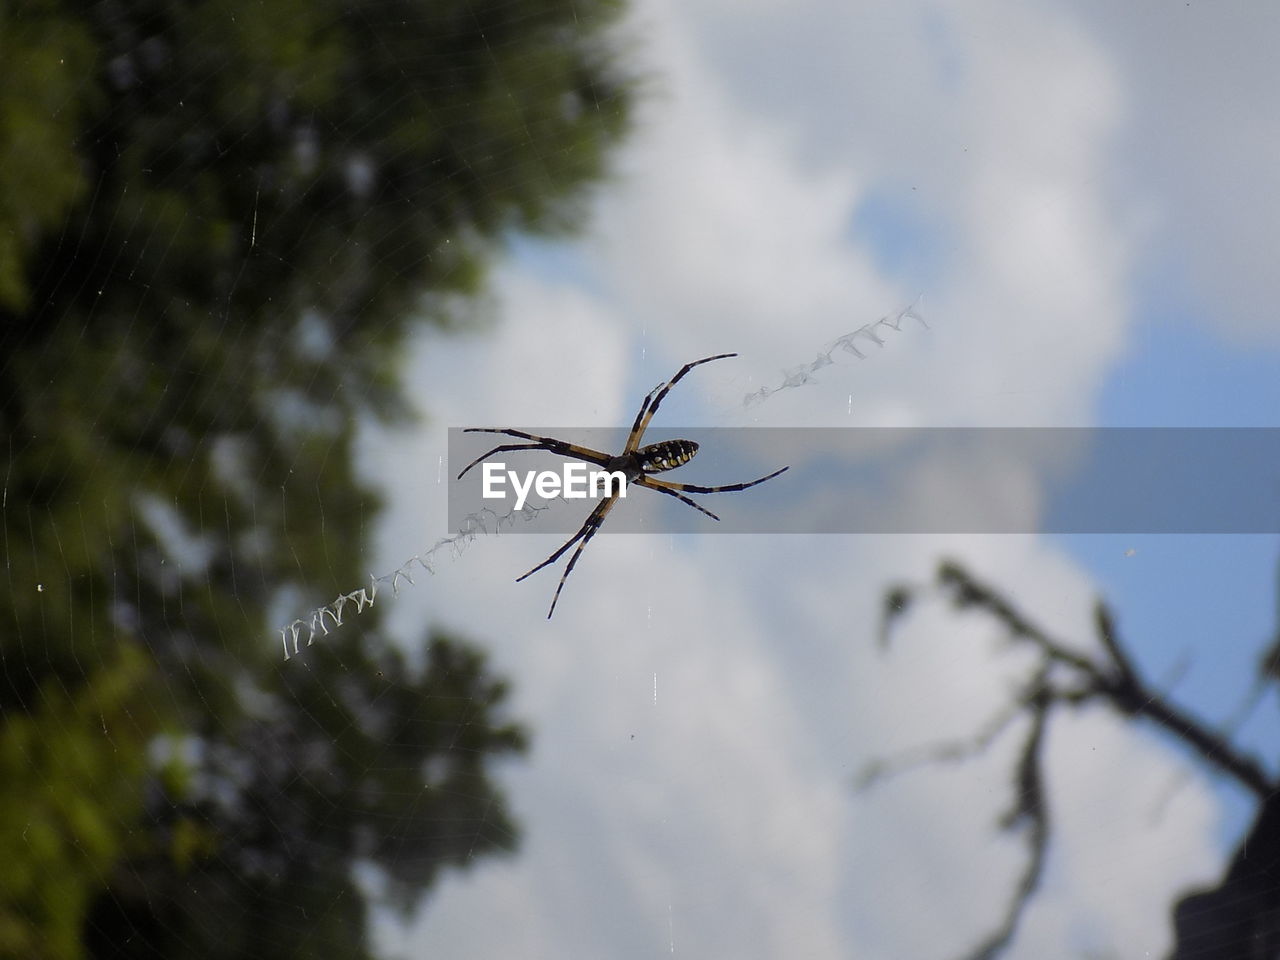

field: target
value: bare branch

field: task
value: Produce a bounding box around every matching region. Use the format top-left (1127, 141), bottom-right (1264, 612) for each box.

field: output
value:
top-left (1093, 600), bottom-right (1137, 685)
top-left (926, 560), bottom-right (1274, 798)
top-left (872, 558), bottom-right (1280, 960)
top-left (961, 691), bottom-right (1052, 960)
top-left (854, 681), bottom-right (1035, 792)
top-left (1100, 676), bottom-right (1271, 799)
top-left (878, 585), bottom-right (914, 650)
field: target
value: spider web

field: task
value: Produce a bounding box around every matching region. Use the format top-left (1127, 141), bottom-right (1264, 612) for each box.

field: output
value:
top-left (741, 298), bottom-right (929, 408)
top-left (279, 298), bottom-right (929, 653)
top-left (278, 498), bottom-right (554, 657)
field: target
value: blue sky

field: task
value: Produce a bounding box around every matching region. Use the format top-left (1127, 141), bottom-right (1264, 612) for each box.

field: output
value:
top-left (1059, 307), bottom-right (1280, 851)
top-left (851, 182), bottom-right (949, 291)
top-left (1099, 307), bottom-right (1280, 428)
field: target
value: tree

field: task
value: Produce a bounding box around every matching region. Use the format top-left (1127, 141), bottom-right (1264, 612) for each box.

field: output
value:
top-left (871, 560), bottom-right (1279, 960)
top-left (0, 0), bottom-right (632, 956)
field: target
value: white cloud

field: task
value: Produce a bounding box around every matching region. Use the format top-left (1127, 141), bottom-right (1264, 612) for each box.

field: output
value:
top-left (1068, 0), bottom-right (1280, 346)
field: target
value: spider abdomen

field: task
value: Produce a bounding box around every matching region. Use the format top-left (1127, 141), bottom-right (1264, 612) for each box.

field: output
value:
top-left (637, 439), bottom-right (699, 474)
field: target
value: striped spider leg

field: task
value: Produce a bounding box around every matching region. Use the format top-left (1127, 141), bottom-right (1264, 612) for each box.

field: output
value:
top-left (458, 353), bottom-right (789, 618)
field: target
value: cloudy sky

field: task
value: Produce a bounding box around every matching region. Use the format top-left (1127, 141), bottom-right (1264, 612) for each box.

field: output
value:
top-left (345, 1), bottom-right (1280, 956)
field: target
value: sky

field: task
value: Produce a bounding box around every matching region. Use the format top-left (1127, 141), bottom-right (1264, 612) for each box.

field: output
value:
top-left (343, 1), bottom-right (1280, 956)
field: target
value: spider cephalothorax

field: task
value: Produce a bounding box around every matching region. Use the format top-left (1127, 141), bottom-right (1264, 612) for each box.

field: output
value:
top-left (458, 354), bottom-right (787, 618)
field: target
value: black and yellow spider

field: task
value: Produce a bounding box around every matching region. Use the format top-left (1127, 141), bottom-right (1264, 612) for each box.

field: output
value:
top-left (458, 353), bottom-right (789, 618)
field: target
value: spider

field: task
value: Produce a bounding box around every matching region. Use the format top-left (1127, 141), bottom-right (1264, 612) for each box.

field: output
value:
top-left (457, 353), bottom-right (789, 618)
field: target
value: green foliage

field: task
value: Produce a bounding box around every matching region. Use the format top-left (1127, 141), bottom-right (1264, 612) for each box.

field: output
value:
top-left (0, 0), bottom-right (631, 955)
top-left (0, 645), bottom-right (158, 960)
top-left (0, 0), bottom-right (98, 311)
top-left (75, 634), bottom-right (527, 960)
